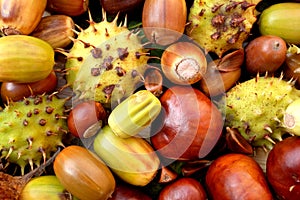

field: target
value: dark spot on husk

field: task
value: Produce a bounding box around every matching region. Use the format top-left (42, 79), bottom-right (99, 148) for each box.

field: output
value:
top-left (45, 106), bottom-right (54, 114)
top-left (115, 66), bottom-right (126, 76)
top-left (118, 47), bottom-right (129, 60)
top-left (91, 67), bottom-right (101, 76)
top-left (34, 109), bottom-right (39, 115)
top-left (91, 48), bottom-right (102, 58)
top-left (101, 56), bottom-right (114, 70)
top-left (23, 120), bottom-right (28, 126)
top-left (39, 119), bottom-right (47, 126)
top-left (103, 85), bottom-right (115, 97)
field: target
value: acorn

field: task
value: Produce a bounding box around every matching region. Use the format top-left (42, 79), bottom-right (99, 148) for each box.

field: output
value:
top-left (142, 0), bottom-right (187, 46)
top-left (53, 145), bottom-right (116, 200)
top-left (108, 90), bottom-right (161, 138)
top-left (0, 0), bottom-right (47, 35)
top-left (46, 0), bottom-right (89, 16)
top-left (31, 15), bottom-right (75, 49)
top-left (20, 175), bottom-right (78, 200)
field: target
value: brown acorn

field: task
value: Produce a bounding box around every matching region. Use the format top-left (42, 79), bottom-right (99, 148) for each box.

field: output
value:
top-left (0, 0), bottom-right (47, 35)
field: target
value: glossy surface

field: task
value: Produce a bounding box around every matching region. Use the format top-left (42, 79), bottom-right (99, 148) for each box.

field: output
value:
top-left (20, 175), bottom-right (77, 200)
top-left (142, 0), bottom-right (187, 46)
top-left (158, 177), bottom-right (207, 200)
top-left (151, 86), bottom-right (223, 160)
top-left (109, 182), bottom-right (152, 200)
top-left (245, 35), bottom-right (287, 75)
top-left (259, 3), bottom-right (300, 44)
top-left (161, 42), bottom-right (207, 85)
top-left (53, 146), bottom-right (116, 200)
top-left (67, 100), bottom-right (107, 138)
top-left (46, 0), bottom-right (89, 16)
top-left (266, 136), bottom-right (300, 200)
top-left (1, 71), bottom-right (57, 102)
top-left (206, 153), bottom-right (273, 200)
top-left (0, 0), bottom-right (46, 35)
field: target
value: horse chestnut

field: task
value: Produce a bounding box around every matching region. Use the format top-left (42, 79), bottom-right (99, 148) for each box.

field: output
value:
top-left (150, 86), bottom-right (223, 160)
top-left (67, 100), bottom-right (107, 138)
top-left (266, 136), bottom-right (300, 200)
top-left (158, 177), bottom-right (207, 200)
top-left (1, 71), bottom-right (57, 103)
top-left (206, 153), bottom-right (273, 200)
top-left (245, 35), bottom-right (287, 76)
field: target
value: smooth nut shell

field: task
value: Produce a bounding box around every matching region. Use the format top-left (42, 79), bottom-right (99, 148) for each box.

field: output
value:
top-left (67, 100), bottom-right (107, 138)
top-left (46, 0), bottom-right (89, 16)
top-left (101, 0), bottom-right (145, 14)
top-left (0, 0), bottom-right (47, 35)
top-left (31, 15), bottom-right (75, 49)
top-left (151, 86), bottom-right (223, 160)
top-left (266, 136), bottom-right (300, 200)
top-left (53, 145), bottom-right (116, 200)
top-left (245, 35), bottom-right (287, 76)
top-left (158, 177), bottom-right (207, 200)
top-left (1, 71), bottom-right (57, 103)
top-left (206, 153), bottom-right (273, 200)
top-left (142, 0), bottom-right (187, 46)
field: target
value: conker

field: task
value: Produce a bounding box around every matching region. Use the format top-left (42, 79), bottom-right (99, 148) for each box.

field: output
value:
top-left (245, 35), bottom-right (287, 76)
top-left (205, 153), bottom-right (273, 200)
top-left (158, 177), bottom-right (207, 200)
top-left (150, 86), bottom-right (223, 160)
top-left (67, 100), bottom-right (107, 138)
top-left (1, 71), bottom-right (57, 103)
top-left (266, 136), bottom-right (300, 200)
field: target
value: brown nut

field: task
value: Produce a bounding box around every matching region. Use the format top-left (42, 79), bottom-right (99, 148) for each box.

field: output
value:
top-left (46, 0), bottom-right (89, 16)
top-left (31, 15), bottom-right (75, 49)
top-left (0, 0), bottom-right (47, 35)
top-left (199, 49), bottom-right (244, 96)
top-left (101, 0), bottom-right (145, 14)
top-left (142, 0), bottom-right (187, 46)
top-left (161, 42), bottom-right (207, 85)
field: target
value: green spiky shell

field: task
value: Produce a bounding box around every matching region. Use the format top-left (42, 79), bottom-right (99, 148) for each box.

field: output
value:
top-left (65, 13), bottom-right (148, 106)
top-left (186, 0), bottom-right (257, 57)
top-left (224, 76), bottom-right (300, 149)
top-left (0, 94), bottom-right (67, 174)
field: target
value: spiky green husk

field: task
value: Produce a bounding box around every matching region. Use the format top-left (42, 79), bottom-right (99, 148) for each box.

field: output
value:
top-left (64, 12), bottom-right (148, 106)
top-left (186, 0), bottom-right (258, 57)
top-left (224, 76), bottom-right (300, 149)
top-left (0, 94), bottom-right (67, 174)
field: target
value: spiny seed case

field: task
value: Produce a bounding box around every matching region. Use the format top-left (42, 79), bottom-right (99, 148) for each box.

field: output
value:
top-left (187, 0), bottom-right (257, 57)
top-left (224, 76), bottom-right (300, 150)
top-left (0, 94), bottom-right (67, 174)
top-left (62, 11), bottom-right (149, 106)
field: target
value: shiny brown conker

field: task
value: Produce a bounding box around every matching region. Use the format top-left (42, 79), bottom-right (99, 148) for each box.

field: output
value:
top-left (158, 177), bottom-right (207, 200)
top-left (1, 70), bottom-right (57, 103)
top-left (109, 182), bottom-right (152, 200)
top-left (245, 35), bottom-right (287, 76)
top-left (266, 136), bottom-right (300, 200)
top-left (150, 86), bottom-right (223, 160)
top-left (67, 100), bottom-right (107, 138)
top-left (205, 153), bottom-right (273, 200)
